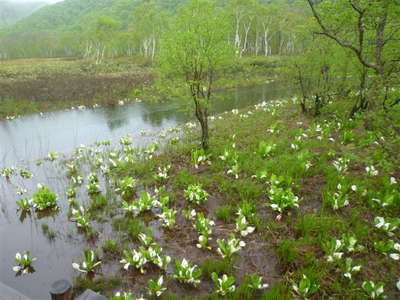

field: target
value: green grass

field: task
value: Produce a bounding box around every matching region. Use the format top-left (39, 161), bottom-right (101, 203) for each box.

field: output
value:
top-left (10, 86), bottom-right (400, 298)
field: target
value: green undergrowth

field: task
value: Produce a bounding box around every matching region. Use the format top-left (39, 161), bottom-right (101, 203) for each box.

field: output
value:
top-left (96, 97), bottom-right (400, 298)
top-left (6, 93), bottom-right (399, 299)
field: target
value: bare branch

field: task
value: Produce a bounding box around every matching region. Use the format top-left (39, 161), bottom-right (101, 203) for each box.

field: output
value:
top-left (306, 0), bottom-right (378, 72)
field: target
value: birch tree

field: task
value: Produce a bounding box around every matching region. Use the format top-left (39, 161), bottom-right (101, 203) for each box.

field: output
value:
top-left (133, 2), bottom-right (167, 60)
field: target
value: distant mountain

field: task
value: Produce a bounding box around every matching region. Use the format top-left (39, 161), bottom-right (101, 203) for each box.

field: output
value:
top-left (0, 0), bottom-right (177, 34)
top-left (1, 0), bottom-right (293, 35)
top-left (0, 0), bottom-right (47, 28)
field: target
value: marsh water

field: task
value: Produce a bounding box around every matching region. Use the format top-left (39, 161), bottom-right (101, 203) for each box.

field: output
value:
top-left (0, 82), bottom-right (292, 299)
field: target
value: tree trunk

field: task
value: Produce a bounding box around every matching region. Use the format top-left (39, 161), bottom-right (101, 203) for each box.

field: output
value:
top-left (350, 68), bottom-right (368, 118)
top-left (314, 94), bottom-right (321, 116)
top-left (200, 114), bottom-right (209, 150)
top-left (192, 87), bottom-right (209, 150)
top-left (263, 28), bottom-right (269, 56)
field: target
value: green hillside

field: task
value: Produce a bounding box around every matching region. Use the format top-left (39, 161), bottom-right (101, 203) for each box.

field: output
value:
top-left (0, 0), bottom-right (181, 34)
top-left (1, 0), bottom-right (296, 35)
top-left (0, 0), bottom-right (47, 28)
top-left (0, 0), bottom-right (302, 60)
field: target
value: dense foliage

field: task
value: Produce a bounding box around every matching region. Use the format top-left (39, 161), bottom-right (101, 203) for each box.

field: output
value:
top-left (0, 0), bottom-right (306, 60)
top-left (0, 0), bottom-right (46, 29)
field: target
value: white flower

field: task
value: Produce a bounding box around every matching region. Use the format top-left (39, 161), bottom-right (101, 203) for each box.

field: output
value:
top-left (12, 266), bottom-right (22, 272)
top-left (239, 241), bottom-right (246, 247)
top-left (366, 165), bottom-right (378, 176)
top-left (390, 177), bottom-right (397, 185)
top-left (181, 258), bottom-right (188, 268)
top-left (374, 216), bottom-right (386, 229)
top-left (241, 226), bottom-right (255, 237)
top-left (351, 185), bottom-right (357, 191)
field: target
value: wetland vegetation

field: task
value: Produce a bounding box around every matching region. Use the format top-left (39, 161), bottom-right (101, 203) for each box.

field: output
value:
top-left (0, 0), bottom-right (399, 299)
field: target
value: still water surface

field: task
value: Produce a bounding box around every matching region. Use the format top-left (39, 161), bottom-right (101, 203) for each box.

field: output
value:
top-left (0, 83), bottom-right (293, 299)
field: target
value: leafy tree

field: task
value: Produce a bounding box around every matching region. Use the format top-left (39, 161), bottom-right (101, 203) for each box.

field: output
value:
top-left (86, 16), bottom-right (120, 64)
top-left (132, 2), bottom-right (167, 59)
top-left (306, 0), bottom-right (400, 114)
top-left (287, 37), bottom-right (353, 116)
top-left (157, 0), bottom-right (235, 150)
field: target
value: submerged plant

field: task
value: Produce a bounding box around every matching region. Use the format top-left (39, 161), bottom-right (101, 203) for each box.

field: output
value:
top-left (71, 175), bottom-right (83, 186)
top-left (47, 151), bottom-right (58, 161)
top-left (138, 233), bottom-right (156, 248)
top-left (1, 167), bottom-right (16, 179)
top-left (117, 176), bottom-right (137, 199)
top-left (66, 187), bottom-right (76, 199)
top-left (87, 173), bottom-right (100, 195)
top-left (154, 165), bottom-right (171, 181)
top-left (72, 249), bottom-right (101, 273)
top-left (16, 198), bottom-right (32, 212)
top-left (71, 206), bottom-right (92, 229)
top-left (194, 213), bottom-right (215, 249)
top-left (87, 182), bottom-right (100, 195)
top-left (122, 191), bottom-right (155, 216)
top-left (157, 206), bottom-right (177, 229)
top-left (19, 168), bottom-right (33, 179)
top-left (32, 184), bottom-right (58, 211)
top-left (184, 184), bottom-right (209, 205)
top-left (13, 251), bottom-right (36, 274)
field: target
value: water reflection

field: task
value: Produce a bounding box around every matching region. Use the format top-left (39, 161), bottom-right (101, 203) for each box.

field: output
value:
top-left (0, 82), bottom-right (295, 300)
top-left (0, 82), bottom-right (292, 167)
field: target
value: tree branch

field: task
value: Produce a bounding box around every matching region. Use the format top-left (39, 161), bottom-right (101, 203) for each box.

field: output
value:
top-left (306, 0), bottom-right (378, 72)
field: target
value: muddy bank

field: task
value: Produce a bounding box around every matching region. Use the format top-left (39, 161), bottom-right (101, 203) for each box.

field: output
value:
top-left (0, 72), bottom-right (153, 104)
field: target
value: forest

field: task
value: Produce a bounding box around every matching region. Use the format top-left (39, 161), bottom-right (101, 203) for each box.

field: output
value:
top-left (0, 0), bottom-right (304, 60)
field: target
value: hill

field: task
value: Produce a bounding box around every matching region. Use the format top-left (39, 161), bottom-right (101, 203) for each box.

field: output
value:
top-left (0, 0), bottom-right (181, 34)
top-left (0, 0), bottom-right (302, 60)
top-left (0, 0), bottom-right (47, 28)
top-left (1, 0), bottom-right (295, 35)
